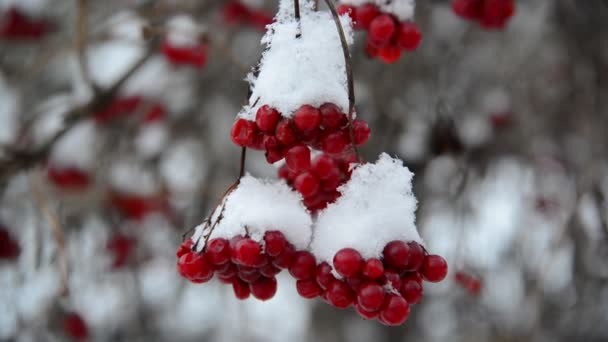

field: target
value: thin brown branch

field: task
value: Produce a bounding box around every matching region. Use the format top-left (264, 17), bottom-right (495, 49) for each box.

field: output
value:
top-left (239, 147), bottom-right (247, 179)
top-left (75, 0), bottom-right (98, 92)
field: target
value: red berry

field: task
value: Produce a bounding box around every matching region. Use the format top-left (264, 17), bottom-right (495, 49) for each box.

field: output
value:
top-left (311, 154), bottom-right (337, 180)
top-left (379, 295), bottom-right (410, 326)
top-left (63, 312), bottom-right (88, 341)
top-left (177, 252), bottom-right (214, 283)
top-left (238, 265), bottom-right (262, 283)
top-left (481, 0), bottom-right (515, 29)
top-left (231, 118), bottom-right (258, 147)
top-left (369, 14), bottom-right (396, 46)
top-left (321, 131), bottom-right (348, 154)
top-left (252, 253), bottom-right (270, 268)
top-left (383, 271), bottom-right (402, 290)
top-left (106, 234), bottom-right (136, 268)
top-left (232, 278), bottom-right (251, 300)
top-left (206, 238), bottom-right (231, 266)
top-left (176, 240), bottom-right (193, 258)
top-left (250, 276), bottom-right (277, 300)
top-left (264, 231), bottom-right (288, 257)
top-left (320, 168), bottom-right (342, 192)
top-left (357, 283), bottom-right (385, 311)
top-left (326, 280), bottom-right (356, 308)
top-left (352, 119), bottom-right (371, 145)
top-left (365, 39), bottom-right (380, 58)
top-left (333, 248), bottom-right (364, 278)
top-left (216, 262), bottom-right (237, 277)
top-left (256, 105), bottom-right (281, 133)
top-left (400, 274), bottom-right (423, 304)
top-left (383, 240), bottom-right (410, 272)
top-left (272, 243), bottom-right (296, 269)
top-left (260, 263), bottom-right (281, 277)
top-left (161, 40), bottom-right (208, 68)
top-left (315, 262), bottom-right (335, 290)
top-left (397, 22), bottom-right (422, 51)
top-left (355, 303), bottom-right (379, 320)
top-left (356, 4), bottom-right (380, 30)
top-left (233, 238), bottom-right (262, 266)
top-left (293, 105), bottom-right (321, 132)
top-left (377, 45), bottom-right (402, 64)
top-left (294, 172), bottom-right (320, 198)
top-left (454, 271), bottom-right (482, 295)
top-left (223, 1), bottom-right (250, 24)
top-left (289, 251), bottom-right (317, 280)
top-left (296, 279), bottom-right (322, 298)
top-left (452, 0), bottom-right (483, 20)
top-left (319, 103), bottom-right (344, 130)
top-left (285, 144), bottom-right (311, 172)
top-left (47, 166), bottom-right (91, 189)
top-left (346, 275), bottom-right (365, 292)
top-left (218, 273), bottom-right (237, 284)
top-left (362, 258), bottom-right (384, 280)
top-left (275, 119), bottom-right (297, 145)
top-left (405, 242), bottom-right (424, 271)
top-left (421, 255), bottom-right (448, 282)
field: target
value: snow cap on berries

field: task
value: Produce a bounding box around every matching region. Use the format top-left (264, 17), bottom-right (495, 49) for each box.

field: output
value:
top-left (341, 0), bottom-right (416, 21)
top-left (165, 15), bottom-right (205, 48)
top-left (312, 153), bottom-right (422, 265)
top-left (192, 174), bottom-right (313, 250)
top-left (239, 0), bottom-right (353, 119)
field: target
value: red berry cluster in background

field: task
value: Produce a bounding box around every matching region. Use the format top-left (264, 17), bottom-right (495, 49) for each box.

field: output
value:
top-left (93, 96), bottom-right (166, 125)
top-left (47, 165), bottom-right (92, 190)
top-left (161, 39), bottom-right (209, 68)
top-left (222, 1), bottom-right (274, 31)
top-left (299, 241), bottom-right (447, 325)
top-left (231, 103), bottom-right (370, 164)
top-left (452, 0), bottom-right (515, 29)
top-left (106, 233), bottom-right (136, 269)
top-left (0, 7), bottom-right (50, 40)
top-left (454, 271), bottom-right (482, 296)
top-left (62, 312), bottom-right (88, 341)
top-left (108, 191), bottom-right (169, 221)
top-left (178, 231), bottom-right (314, 301)
top-left (0, 226), bottom-right (20, 260)
top-left (337, 4), bottom-right (422, 64)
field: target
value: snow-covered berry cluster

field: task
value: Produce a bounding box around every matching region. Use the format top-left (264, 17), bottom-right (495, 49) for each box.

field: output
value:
top-left (161, 16), bottom-right (209, 68)
top-left (452, 0), bottom-right (515, 30)
top-left (0, 7), bottom-right (50, 40)
top-left (222, 0), bottom-right (274, 31)
top-left (338, 0), bottom-right (421, 63)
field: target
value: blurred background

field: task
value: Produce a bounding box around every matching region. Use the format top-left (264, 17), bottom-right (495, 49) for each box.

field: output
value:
top-left (1, 0), bottom-right (608, 341)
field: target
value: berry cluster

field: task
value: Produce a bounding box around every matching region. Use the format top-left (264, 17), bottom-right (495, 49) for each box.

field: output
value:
top-left (177, 230), bottom-right (312, 301)
top-left (161, 39), bottom-right (208, 68)
top-left (222, 1), bottom-right (274, 31)
top-left (0, 226), bottom-right (20, 260)
top-left (63, 312), bottom-right (88, 341)
top-left (0, 7), bottom-right (50, 40)
top-left (454, 271), bottom-right (482, 295)
top-left (106, 233), bottom-right (136, 269)
top-left (47, 165), bottom-right (92, 190)
top-left (452, 0), bottom-right (515, 30)
top-left (108, 191), bottom-right (168, 221)
top-left (337, 4), bottom-right (422, 64)
top-left (301, 241), bottom-right (446, 325)
top-left (231, 103), bottom-right (370, 164)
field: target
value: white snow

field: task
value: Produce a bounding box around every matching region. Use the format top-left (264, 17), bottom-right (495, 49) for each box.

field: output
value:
top-left (341, 0), bottom-right (415, 21)
top-left (160, 139), bottom-right (206, 195)
top-left (135, 123), bottom-right (170, 159)
top-left (0, 73), bottom-right (20, 148)
top-left (109, 159), bottom-right (161, 196)
top-left (481, 88), bottom-right (511, 115)
top-left (192, 174), bottom-right (313, 251)
top-left (311, 153), bottom-right (421, 265)
top-left (166, 15), bottom-right (204, 48)
top-left (239, 0), bottom-right (353, 119)
top-left (49, 121), bottom-right (97, 170)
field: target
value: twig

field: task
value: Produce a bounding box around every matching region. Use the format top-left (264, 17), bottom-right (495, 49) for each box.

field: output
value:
top-left (75, 0), bottom-right (98, 93)
top-left (323, 0), bottom-right (360, 161)
top-left (239, 147), bottom-right (247, 179)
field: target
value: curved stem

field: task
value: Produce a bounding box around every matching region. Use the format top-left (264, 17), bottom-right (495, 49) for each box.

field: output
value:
top-left (239, 147), bottom-right (247, 180)
top-left (323, 0), bottom-right (360, 161)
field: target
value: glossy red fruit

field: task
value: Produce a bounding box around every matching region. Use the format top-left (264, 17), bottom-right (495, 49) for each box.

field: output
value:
top-left (480, 0), bottom-right (515, 29)
top-left (321, 131), bottom-right (347, 154)
top-left (63, 312), bottom-right (88, 341)
top-left (232, 278), bottom-right (251, 300)
top-left (161, 40), bottom-right (208, 68)
top-left (223, 1), bottom-right (250, 24)
top-left (293, 105), bottom-right (321, 132)
top-left (272, 243), bottom-right (296, 269)
top-left (356, 4), bottom-right (380, 30)
top-left (265, 147), bottom-right (285, 164)
top-left (47, 166), bottom-right (91, 189)
top-left (319, 103), bottom-right (344, 130)
top-left (353, 120), bottom-right (371, 146)
top-left (250, 276), bottom-right (277, 300)
top-left (358, 283), bottom-right (385, 311)
top-left (176, 240), bottom-right (193, 258)
top-left (264, 231), bottom-right (287, 257)
top-left (231, 118), bottom-right (258, 147)
top-left (369, 14), bottom-right (396, 45)
top-left (355, 303), bottom-right (379, 319)
top-left (333, 248), bottom-right (364, 278)
top-left (400, 275), bottom-right (423, 304)
top-left (326, 280), bottom-right (356, 308)
top-left (377, 45), bottom-right (402, 64)
top-left (382, 240), bottom-right (410, 272)
top-left (346, 276), bottom-right (364, 292)
top-left (260, 263), bottom-right (281, 277)
top-left (315, 262), bottom-right (335, 290)
top-left (311, 154), bottom-right (336, 180)
top-left (383, 271), bottom-right (402, 290)
top-left (397, 22), bottom-right (422, 51)
top-left (106, 234), bottom-right (136, 268)
top-left (362, 258), bottom-right (384, 280)
top-left (405, 242), bottom-right (424, 271)
top-left (238, 265), bottom-right (262, 283)
top-left (285, 144), bottom-right (311, 172)
top-left (0, 228), bottom-right (20, 260)
top-left (206, 238), bottom-right (231, 266)
top-left (294, 172), bottom-right (320, 198)
top-left (421, 255), bottom-right (448, 282)
top-left (275, 119), bottom-right (297, 145)
top-left (320, 169), bottom-right (342, 192)
top-left (289, 251), bottom-right (317, 280)
top-left (216, 262), bottom-right (237, 277)
top-left (234, 238), bottom-right (262, 266)
top-left (379, 295), bottom-right (410, 326)
top-left (297, 279), bottom-right (322, 298)
top-left (252, 253), bottom-right (270, 268)
top-left (177, 252), bottom-right (214, 283)
top-left (256, 105), bottom-right (281, 133)
top-left (452, 0), bottom-right (483, 20)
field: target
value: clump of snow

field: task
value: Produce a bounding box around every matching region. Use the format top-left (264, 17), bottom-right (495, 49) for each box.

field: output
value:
top-left (311, 153), bottom-right (421, 265)
top-left (31, 95), bottom-right (85, 147)
top-left (160, 139), bottom-right (206, 195)
top-left (0, 73), bottom-right (20, 148)
top-left (49, 121), bottom-right (98, 170)
top-left (166, 15), bottom-right (204, 48)
top-left (135, 123), bottom-right (169, 159)
top-left (481, 88), bottom-right (511, 115)
top-left (239, 0), bottom-right (353, 119)
top-left (0, 0), bottom-right (49, 16)
top-left (109, 160), bottom-right (160, 196)
top-left (192, 174), bottom-right (312, 250)
top-left (341, 0), bottom-right (415, 21)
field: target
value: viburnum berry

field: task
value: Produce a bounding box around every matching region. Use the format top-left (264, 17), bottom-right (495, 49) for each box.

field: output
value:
top-left (161, 40), bottom-right (208, 68)
top-left (397, 22), bottom-right (422, 51)
top-left (362, 258), bottom-right (384, 280)
top-left (263, 231), bottom-right (287, 257)
top-left (233, 238), bottom-right (262, 266)
top-left (400, 275), bottom-right (423, 304)
top-left (355, 303), bottom-right (379, 320)
top-left (237, 265), bottom-right (262, 283)
top-left (293, 105), bottom-right (321, 132)
top-left (377, 45), bottom-right (402, 64)
top-left (421, 255), bottom-right (448, 282)
top-left (275, 119), bottom-right (297, 145)
top-left (452, 0), bottom-right (483, 20)
top-left (326, 280), bottom-right (356, 308)
top-left (357, 283), bottom-right (385, 311)
top-left (321, 131), bottom-right (347, 154)
top-left (379, 295), bottom-right (410, 326)
top-left (250, 276), bottom-right (277, 300)
top-left (294, 172), bottom-right (320, 198)
top-left (285, 144), bottom-right (311, 172)
top-left (289, 251), bottom-right (317, 280)
top-left (177, 252), bottom-right (214, 283)
top-left (231, 118), bottom-right (258, 147)
top-left (216, 262), bottom-right (237, 277)
top-left (256, 105), bottom-right (281, 133)
top-left (356, 4), bottom-right (381, 30)
top-left (383, 240), bottom-right (410, 272)
top-left (315, 262), bottom-right (335, 290)
top-left (454, 271), bottom-right (482, 295)
top-left (480, 0), bottom-right (514, 29)
top-left (260, 263), bottom-right (281, 277)
top-left (333, 248), bottom-right (364, 278)
top-left (206, 238), bottom-right (231, 266)
top-left (272, 243), bottom-right (296, 269)
top-left (346, 275), bottom-right (364, 292)
top-left (47, 166), bottom-right (91, 189)
top-left (405, 241), bottom-right (424, 271)
top-left (63, 312), bottom-right (88, 341)
top-left (106, 234), bottom-right (136, 268)
top-left (252, 253), bottom-right (270, 268)
top-left (176, 240), bottom-right (193, 258)
top-left (310, 154), bottom-right (336, 180)
top-left (368, 14), bottom-right (396, 46)
top-left (352, 119), bottom-right (371, 145)
top-left (296, 279), bottom-right (322, 298)
top-left (319, 103), bottom-right (344, 130)
top-left (232, 278), bottom-right (251, 300)
top-left (383, 271), bottom-right (402, 290)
